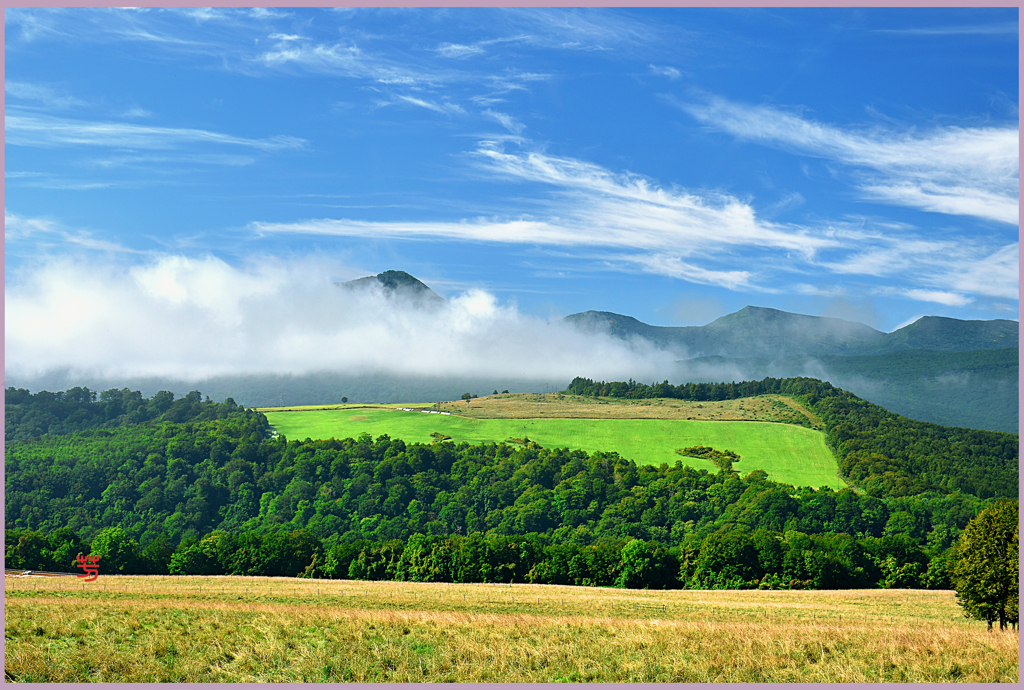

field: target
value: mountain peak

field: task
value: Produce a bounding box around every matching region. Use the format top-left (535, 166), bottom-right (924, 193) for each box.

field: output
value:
top-left (709, 305), bottom-right (880, 331)
top-left (879, 314), bottom-right (1019, 353)
top-left (337, 270), bottom-right (444, 303)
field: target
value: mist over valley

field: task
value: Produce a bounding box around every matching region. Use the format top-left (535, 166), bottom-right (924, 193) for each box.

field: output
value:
top-left (6, 265), bottom-right (1017, 433)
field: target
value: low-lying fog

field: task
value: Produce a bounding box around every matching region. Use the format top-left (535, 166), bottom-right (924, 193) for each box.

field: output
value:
top-left (6, 254), bottom-right (1016, 434)
top-left (4, 254), bottom-right (683, 399)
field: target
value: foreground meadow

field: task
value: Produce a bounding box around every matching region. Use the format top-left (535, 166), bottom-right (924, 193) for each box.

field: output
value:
top-left (5, 575), bottom-right (1016, 682)
top-left (263, 399), bottom-right (843, 489)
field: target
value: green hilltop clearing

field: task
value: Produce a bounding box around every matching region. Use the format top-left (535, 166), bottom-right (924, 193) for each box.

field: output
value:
top-left (262, 405), bottom-right (845, 490)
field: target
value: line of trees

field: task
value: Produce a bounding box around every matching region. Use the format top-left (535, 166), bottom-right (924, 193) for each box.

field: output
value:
top-left (9, 504), bottom-right (1013, 629)
top-left (566, 375), bottom-right (831, 403)
top-left (4, 386), bottom-right (246, 443)
top-left (0, 523), bottom-right (956, 592)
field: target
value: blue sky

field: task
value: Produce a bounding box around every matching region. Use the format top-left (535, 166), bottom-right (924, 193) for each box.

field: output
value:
top-left (3, 7), bottom-right (1019, 384)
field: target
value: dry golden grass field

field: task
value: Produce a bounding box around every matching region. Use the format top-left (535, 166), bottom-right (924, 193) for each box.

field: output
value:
top-left (5, 575), bottom-right (1017, 682)
top-left (260, 392), bottom-right (818, 425)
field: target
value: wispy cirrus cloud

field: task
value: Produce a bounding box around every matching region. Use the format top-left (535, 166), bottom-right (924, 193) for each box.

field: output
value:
top-left (258, 38), bottom-right (445, 87)
top-left (500, 7), bottom-right (660, 52)
top-left (3, 175), bottom-right (127, 191)
top-left (251, 140), bottom-right (1016, 305)
top-left (251, 142), bottom-right (841, 293)
top-left (820, 228), bottom-right (1018, 303)
top-left (622, 254), bottom-right (757, 291)
top-left (936, 242), bottom-right (1019, 300)
top-left (878, 288), bottom-right (974, 307)
top-left (5, 81), bottom-right (87, 110)
top-left (436, 42), bottom-right (486, 59)
top-left (395, 96), bottom-right (466, 116)
top-left (92, 153), bottom-right (257, 169)
top-left (483, 110), bottom-right (526, 135)
top-left (264, 144), bottom-right (839, 262)
top-left (857, 182), bottom-right (1017, 224)
top-left (649, 64), bottom-right (681, 80)
top-left (247, 8), bottom-right (291, 21)
top-left (4, 209), bottom-right (59, 241)
top-left (875, 22), bottom-right (1018, 35)
top-left (4, 210), bottom-right (145, 254)
top-left (177, 7), bottom-right (228, 24)
top-left (433, 35), bottom-right (532, 60)
top-left (675, 95), bottom-right (1019, 225)
top-left (121, 106), bottom-right (154, 119)
top-left (4, 8), bottom-right (563, 136)
top-left (3, 7), bottom-right (66, 43)
top-left (469, 144), bottom-right (832, 255)
top-left (485, 71), bottom-right (551, 94)
top-left (4, 110), bottom-right (307, 151)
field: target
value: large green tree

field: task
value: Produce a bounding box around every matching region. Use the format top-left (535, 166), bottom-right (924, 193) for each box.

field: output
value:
top-left (89, 527), bottom-right (140, 575)
top-left (949, 500), bottom-right (1018, 631)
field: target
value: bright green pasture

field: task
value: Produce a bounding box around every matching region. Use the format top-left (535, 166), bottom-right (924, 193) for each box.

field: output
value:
top-left (265, 408), bottom-right (845, 489)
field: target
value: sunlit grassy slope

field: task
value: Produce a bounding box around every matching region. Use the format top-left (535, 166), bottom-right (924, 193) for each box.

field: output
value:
top-left (264, 408), bottom-right (845, 489)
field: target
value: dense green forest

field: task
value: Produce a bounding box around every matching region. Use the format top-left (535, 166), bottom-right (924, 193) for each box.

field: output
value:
top-left (3, 382), bottom-right (1016, 590)
top-left (4, 386), bottom-right (245, 442)
top-left (567, 376), bottom-right (1018, 499)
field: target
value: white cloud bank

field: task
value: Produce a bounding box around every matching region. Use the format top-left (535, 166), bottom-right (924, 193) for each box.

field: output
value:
top-left (4, 254), bottom-right (680, 383)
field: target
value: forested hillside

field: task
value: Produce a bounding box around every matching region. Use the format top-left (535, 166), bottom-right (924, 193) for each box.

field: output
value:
top-left (3, 380), bottom-right (1016, 591)
top-left (679, 347), bottom-right (1018, 433)
top-left (567, 376), bottom-right (1018, 499)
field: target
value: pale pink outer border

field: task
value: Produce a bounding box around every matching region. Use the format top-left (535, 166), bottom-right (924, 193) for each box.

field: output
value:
top-left (0, 3), bottom-right (1019, 689)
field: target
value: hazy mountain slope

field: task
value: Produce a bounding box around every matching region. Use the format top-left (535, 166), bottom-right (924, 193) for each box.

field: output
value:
top-left (563, 306), bottom-right (1016, 359)
top-left (700, 306), bottom-right (886, 357)
top-left (679, 348), bottom-right (1018, 433)
top-left (565, 306), bottom-right (885, 358)
top-left (562, 310), bottom-right (700, 351)
top-left (563, 305), bottom-right (1018, 433)
top-left (860, 315), bottom-right (1019, 354)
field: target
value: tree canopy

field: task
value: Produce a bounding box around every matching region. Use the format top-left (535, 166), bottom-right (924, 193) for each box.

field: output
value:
top-left (4, 381), bottom-right (1018, 594)
top-left (950, 500), bottom-right (1019, 631)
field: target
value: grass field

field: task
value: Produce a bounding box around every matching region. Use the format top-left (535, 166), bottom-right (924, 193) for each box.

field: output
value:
top-left (5, 575), bottom-right (1016, 682)
top-left (260, 392), bottom-right (819, 425)
top-left (263, 406), bottom-right (845, 489)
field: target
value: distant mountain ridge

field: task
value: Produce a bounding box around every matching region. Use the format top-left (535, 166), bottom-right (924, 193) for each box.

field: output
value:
top-left (856, 315), bottom-right (1019, 354)
top-left (564, 305), bottom-right (1018, 359)
top-left (679, 348), bottom-right (1018, 433)
top-left (562, 304), bottom-right (1018, 433)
